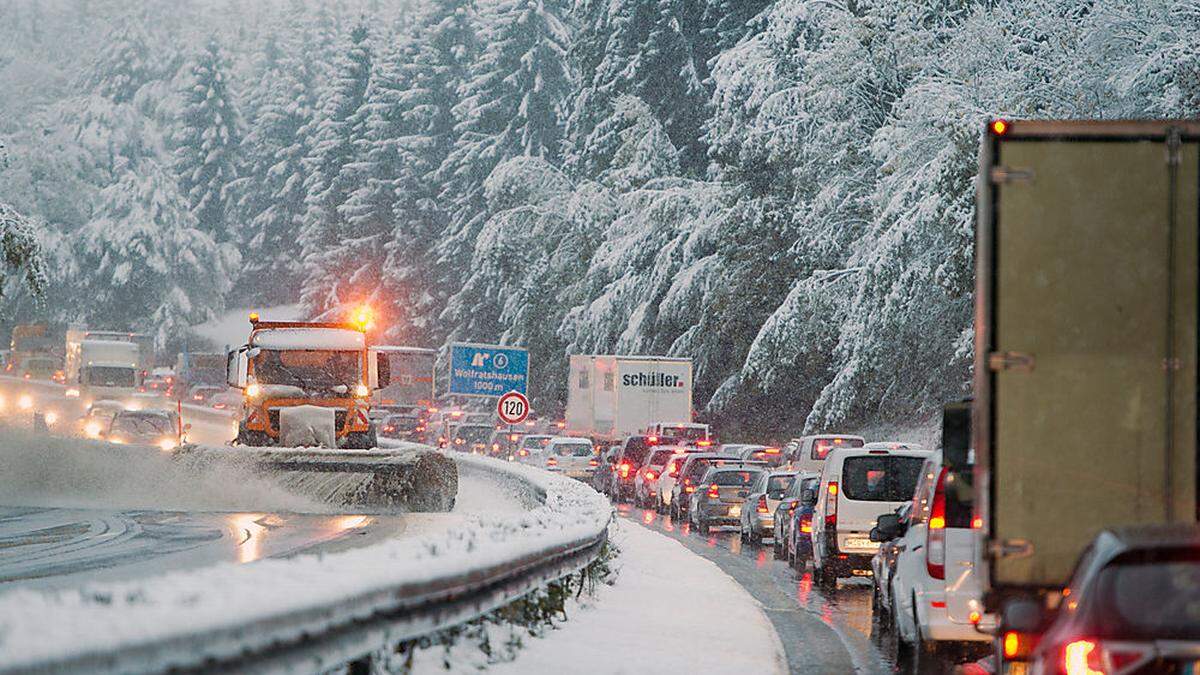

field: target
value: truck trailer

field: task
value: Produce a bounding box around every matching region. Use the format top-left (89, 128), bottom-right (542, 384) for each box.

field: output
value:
top-left (967, 119), bottom-right (1200, 669)
top-left (64, 334), bottom-right (142, 404)
top-left (565, 355), bottom-right (693, 442)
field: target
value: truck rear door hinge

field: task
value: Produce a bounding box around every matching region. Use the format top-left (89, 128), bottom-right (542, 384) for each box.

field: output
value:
top-left (988, 351), bottom-right (1035, 373)
top-left (990, 166), bottom-right (1035, 184)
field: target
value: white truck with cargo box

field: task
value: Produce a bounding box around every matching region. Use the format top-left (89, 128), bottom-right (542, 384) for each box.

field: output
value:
top-left (65, 331), bottom-right (142, 404)
top-left (967, 119), bottom-right (1200, 668)
top-left (565, 355), bottom-right (693, 442)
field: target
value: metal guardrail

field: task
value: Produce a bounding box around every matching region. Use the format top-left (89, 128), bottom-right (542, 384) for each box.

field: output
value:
top-left (1, 455), bottom-right (611, 675)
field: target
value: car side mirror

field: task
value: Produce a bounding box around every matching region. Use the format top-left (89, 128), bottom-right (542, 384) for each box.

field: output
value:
top-left (869, 526), bottom-right (883, 542)
top-left (1002, 598), bottom-right (1046, 633)
top-left (874, 513), bottom-right (902, 541)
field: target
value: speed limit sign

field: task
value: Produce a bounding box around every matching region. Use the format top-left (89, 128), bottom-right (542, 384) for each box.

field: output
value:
top-left (497, 390), bottom-right (530, 425)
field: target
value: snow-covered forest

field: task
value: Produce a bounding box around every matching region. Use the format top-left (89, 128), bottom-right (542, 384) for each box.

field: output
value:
top-left (1, 0), bottom-right (1197, 435)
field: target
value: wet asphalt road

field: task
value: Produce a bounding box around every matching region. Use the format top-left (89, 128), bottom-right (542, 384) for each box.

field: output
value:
top-left (618, 502), bottom-right (914, 674)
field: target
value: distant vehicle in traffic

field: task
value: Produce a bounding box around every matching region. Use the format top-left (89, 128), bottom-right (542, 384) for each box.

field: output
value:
top-left (516, 434), bottom-right (554, 464)
top-left (689, 466), bottom-right (765, 535)
top-left (610, 435), bottom-right (661, 502)
top-left (103, 409), bottom-right (184, 451)
top-left (810, 445), bottom-right (929, 588)
top-left (646, 421), bottom-right (710, 444)
top-left (738, 470), bottom-right (795, 545)
top-left (668, 453), bottom-right (742, 520)
top-left (650, 449), bottom-right (693, 513)
top-left (80, 401), bottom-right (126, 439)
top-left (543, 437), bottom-right (595, 479)
top-left (782, 473), bottom-right (821, 569)
top-left (448, 423), bottom-right (493, 453)
top-left (633, 447), bottom-right (679, 508)
top-left (380, 413), bottom-right (426, 442)
top-left (188, 384), bottom-right (225, 404)
top-left (785, 434), bottom-right (866, 474)
top-left (565, 355), bottom-right (694, 443)
top-left (737, 444), bottom-right (786, 468)
top-left (487, 429), bottom-right (526, 459)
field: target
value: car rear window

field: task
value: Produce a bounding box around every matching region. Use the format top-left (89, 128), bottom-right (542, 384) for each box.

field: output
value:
top-left (746, 447), bottom-right (785, 467)
top-left (812, 437), bottom-right (865, 460)
top-left (648, 449), bottom-right (675, 466)
top-left (767, 474), bottom-right (795, 494)
top-left (712, 470), bottom-right (762, 486)
top-left (840, 456), bottom-right (925, 502)
top-left (622, 437), bottom-right (654, 465)
top-left (1093, 551), bottom-right (1200, 639)
top-left (683, 457), bottom-right (738, 482)
top-left (556, 443), bottom-right (593, 457)
top-left (522, 436), bottom-right (552, 449)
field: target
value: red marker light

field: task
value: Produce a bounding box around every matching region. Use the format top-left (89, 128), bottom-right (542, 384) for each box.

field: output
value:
top-left (991, 119), bottom-right (1009, 136)
top-left (706, 484), bottom-right (719, 499)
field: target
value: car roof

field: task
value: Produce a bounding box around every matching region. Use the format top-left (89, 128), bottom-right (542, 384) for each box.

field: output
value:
top-left (1099, 524), bottom-right (1200, 554)
top-left (825, 446), bottom-right (932, 462)
top-left (863, 441), bottom-right (925, 451)
top-left (768, 470), bottom-right (798, 478)
top-left (551, 436), bottom-right (592, 443)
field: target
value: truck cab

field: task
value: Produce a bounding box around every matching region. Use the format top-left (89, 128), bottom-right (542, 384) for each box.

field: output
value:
top-left (68, 339), bottom-right (142, 405)
top-left (227, 316), bottom-right (388, 449)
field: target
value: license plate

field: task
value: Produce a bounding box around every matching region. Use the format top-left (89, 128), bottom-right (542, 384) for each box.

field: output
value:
top-left (728, 505), bottom-right (741, 517)
top-left (843, 538), bottom-right (877, 550)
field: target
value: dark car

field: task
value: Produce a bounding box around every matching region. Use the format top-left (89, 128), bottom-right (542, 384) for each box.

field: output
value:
top-left (1007, 525), bottom-right (1200, 674)
top-left (379, 413), bottom-right (426, 442)
top-left (688, 466), bottom-right (766, 535)
top-left (869, 502), bottom-right (911, 634)
top-left (668, 453), bottom-right (743, 521)
top-left (784, 473), bottom-right (822, 568)
top-left (611, 435), bottom-right (660, 502)
top-left (593, 444), bottom-right (622, 495)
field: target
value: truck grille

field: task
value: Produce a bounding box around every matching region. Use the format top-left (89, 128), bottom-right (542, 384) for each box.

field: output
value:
top-left (267, 409), bottom-right (347, 433)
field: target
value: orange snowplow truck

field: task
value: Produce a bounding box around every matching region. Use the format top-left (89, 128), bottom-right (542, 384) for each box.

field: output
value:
top-left (226, 315), bottom-right (390, 448)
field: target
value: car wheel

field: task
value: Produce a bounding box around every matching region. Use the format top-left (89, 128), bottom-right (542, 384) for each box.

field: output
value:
top-left (912, 611), bottom-right (942, 675)
top-left (669, 501), bottom-right (678, 520)
top-left (697, 519), bottom-right (709, 535)
top-left (891, 595), bottom-right (912, 668)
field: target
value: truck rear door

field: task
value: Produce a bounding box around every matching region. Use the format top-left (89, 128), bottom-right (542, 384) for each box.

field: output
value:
top-left (978, 121), bottom-right (1198, 589)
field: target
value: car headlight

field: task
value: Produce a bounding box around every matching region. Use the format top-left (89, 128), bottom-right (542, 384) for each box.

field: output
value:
top-left (17, 394), bottom-right (33, 410)
top-left (44, 411), bottom-right (58, 426)
top-left (84, 421), bottom-right (102, 438)
top-left (65, 388), bottom-right (80, 398)
top-left (157, 438), bottom-right (177, 452)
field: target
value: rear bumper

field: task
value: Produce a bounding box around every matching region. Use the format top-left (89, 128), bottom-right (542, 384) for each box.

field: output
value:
top-left (696, 501), bottom-right (744, 522)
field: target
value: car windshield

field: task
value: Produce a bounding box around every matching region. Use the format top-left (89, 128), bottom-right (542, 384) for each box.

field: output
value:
top-left (253, 349), bottom-right (360, 388)
top-left (112, 414), bottom-right (173, 436)
top-left (841, 456), bottom-right (926, 502)
top-left (1092, 551), bottom-right (1200, 640)
top-left (522, 436), bottom-right (552, 449)
top-left (711, 470), bottom-right (762, 486)
top-left (556, 443), bottom-right (593, 457)
top-left (88, 366), bottom-right (135, 387)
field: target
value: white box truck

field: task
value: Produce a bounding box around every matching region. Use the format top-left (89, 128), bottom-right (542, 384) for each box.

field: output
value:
top-left (65, 333), bottom-right (141, 404)
top-left (565, 355), bottom-right (693, 441)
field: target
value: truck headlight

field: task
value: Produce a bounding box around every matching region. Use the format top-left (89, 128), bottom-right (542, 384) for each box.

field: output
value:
top-left (17, 394), bottom-right (33, 410)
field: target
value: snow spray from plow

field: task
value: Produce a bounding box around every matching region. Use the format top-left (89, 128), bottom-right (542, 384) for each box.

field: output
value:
top-left (0, 424), bottom-right (457, 514)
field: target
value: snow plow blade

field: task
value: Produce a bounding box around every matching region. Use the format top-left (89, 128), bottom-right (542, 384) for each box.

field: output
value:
top-left (177, 445), bottom-right (458, 512)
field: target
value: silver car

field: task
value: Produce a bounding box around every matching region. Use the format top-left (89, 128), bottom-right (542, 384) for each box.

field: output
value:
top-left (739, 470), bottom-right (796, 545)
top-left (542, 436), bottom-right (596, 479)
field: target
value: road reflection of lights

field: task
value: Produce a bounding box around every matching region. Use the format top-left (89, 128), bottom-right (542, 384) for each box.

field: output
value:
top-left (797, 571), bottom-right (813, 605)
top-left (706, 535), bottom-right (717, 548)
top-left (332, 515), bottom-right (370, 531)
top-left (756, 549), bottom-right (768, 567)
top-left (642, 509), bottom-right (655, 526)
top-left (228, 513), bottom-right (269, 563)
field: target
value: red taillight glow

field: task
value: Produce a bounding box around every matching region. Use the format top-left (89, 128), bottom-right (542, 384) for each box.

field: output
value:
top-left (648, 435), bottom-right (659, 444)
top-left (991, 119), bottom-right (1009, 136)
top-left (927, 467), bottom-right (948, 580)
top-left (668, 460), bottom-right (681, 477)
top-left (1003, 631), bottom-right (1021, 659)
top-left (619, 462), bottom-right (631, 479)
top-left (696, 440), bottom-right (712, 447)
top-left (1062, 640), bottom-right (1103, 675)
top-left (684, 485), bottom-right (695, 494)
top-left (799, 515), bottom-right (813, 534)
top-left (756, 495), bottom-right (769, 514)
top-left (707, 484), bottom-right (719, 499)
top-left (764, 447), bottom-right (780, 454)
top-left (972, 515), bottom-right (983, 529)
top-left (518, 449), bottom-right (528, 456)
top-left (547, 457), bottom-right (558, 467)
top-left (644, 470), bottom-right (658, 481)
top-left (825, 481), bottom-right (838, 529)
top-left (589, 458), bottom-right (599, 467)
top-left (968, 611), bottom-right (981, 625)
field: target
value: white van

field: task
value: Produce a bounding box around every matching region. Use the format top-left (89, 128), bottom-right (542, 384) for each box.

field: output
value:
top-left (810, 444), bottom-right (930, 587)
top-left (786, 434), bottom-right (866, 474)
top-left (543, 436), bottom-right (596, 479)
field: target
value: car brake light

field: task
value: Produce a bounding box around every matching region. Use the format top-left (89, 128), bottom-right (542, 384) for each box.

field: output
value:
top-left (825, 481), bottom-right (838, 529)
top-left (1003, 631), bottom-right (1025, 659)
top-left (1062, 640), bottom-right (1103, 675)
top-left (519, 449), bottom-right (528, 456)
top-left (799, 514), bottom-right (813, 534)
top-left (707, 484), bottom-right (719, 499)
top-left (590, 458), bottom-right (599, 467)
top-left (644, 469), bottom-right (658, 481)
top-left (756, 495), bottom-right (769, 514)
top-left (696, 440), bottom-right (712, 447)
top-left (547, 456), bottom-right (558, 466)
top-left (927, 467), bottom-right (948, 580)
top-left (684, 485), bottom-right (696, 494)
top-left (668, 460), bottom-right (681, 477)
top-left (619, 462), bottom-right (632, 479)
